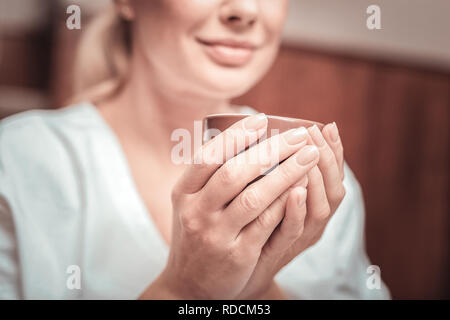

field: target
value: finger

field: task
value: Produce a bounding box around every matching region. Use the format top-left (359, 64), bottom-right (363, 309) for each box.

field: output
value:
top-left (322, 122), bottom-right (344, 181)
top-left (224, 144), bottom-right (319, 233)
top-left (308, 125), bottom-right (345, 211)
top-left (292, 175), bottom-right (308, 188)
top-left (304, 166), bottom-right (330, 230)
top-left (175, 113), bottom-right (267, 194)
top-left (260, 187), bottom-right (307, 256)
top-left (237, 188), bottom-right (291, 249)
top-left (199, 127), bottom-right (309, 211)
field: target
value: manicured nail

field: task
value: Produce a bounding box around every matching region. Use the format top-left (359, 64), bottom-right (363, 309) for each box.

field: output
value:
top-left (296, 145), bottom-right (319, 166)
top-left (243, 113), bottom-right (267, 131)
top-left (329, 122), bottom-right (339, 143)
top-left (284, 127), bottom-right (308, 145)
top-left (309, 125), bottom-right (326, 147)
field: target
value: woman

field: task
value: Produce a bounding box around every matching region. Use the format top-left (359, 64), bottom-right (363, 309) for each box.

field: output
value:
top-left (0, 0), bottom-right (390, 299)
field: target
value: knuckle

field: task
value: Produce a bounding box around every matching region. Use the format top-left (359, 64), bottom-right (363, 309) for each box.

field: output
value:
top-left (314, 203), bottom-right (331, 222)
top-left (260, 240), bottom-right (276, 258)
top-left (321, 149), bottom-right (336, 166)
top-left (279, 189), bottom-right (290, 203)
top-left (286, 226), bottom-right (303, 243)
top-left (278, 162), bottom-right (296, 184)
top-left (199, 231), bottom-right (220, 248)
top-left (259, 156), bottom-right (274, 173)
top-left (256, 211), bottom-right (278, 230)
top-left (308, 166), bottom-right (323, 183)
top-left (179, 210), bottom-right (202, 234)
top-left (225, 129), bottom-right (246, 154)
top-left (330, 184), bottom-right (346, 204)
top-left (218, 164), bottom-right (239, 185)
top-left (284, 213), bottom-right (305, 241)
top-left (259, 139), bottom-right (276, 167)
top-left (239, 187), bottom-right (261, 212)
top-left (171, 184), bottom-right (192, 206)
top-left (261, 196), bottom-right (285, 225)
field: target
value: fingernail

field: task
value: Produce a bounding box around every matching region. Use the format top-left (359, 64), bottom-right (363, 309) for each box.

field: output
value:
top-left (329, 122), bottom-right (339, 143)
top-left (243, 113), bottom-right (267, 131)
top-left (309, 125), bottom-right (326, 147)
top-left (296, 145), bottom-right (319, 166)
top-left (284, 127), bottom-right (308, 145)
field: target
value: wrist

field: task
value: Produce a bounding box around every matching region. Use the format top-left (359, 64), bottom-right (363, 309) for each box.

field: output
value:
top-left (139, 271), bottom-right (186, 300)
top-left (254, 280), bottom-right (288, 300)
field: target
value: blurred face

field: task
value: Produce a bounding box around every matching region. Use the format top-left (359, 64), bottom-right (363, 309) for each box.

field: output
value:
top-left (128, 0), bottom-right (289, 100)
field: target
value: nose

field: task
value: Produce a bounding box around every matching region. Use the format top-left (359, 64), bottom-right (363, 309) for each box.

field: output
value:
top-left (220, 0), bottom-right (259, 30)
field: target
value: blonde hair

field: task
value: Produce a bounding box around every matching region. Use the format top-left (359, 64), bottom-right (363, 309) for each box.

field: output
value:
top-left (70, 4), bottom-right (132, 104)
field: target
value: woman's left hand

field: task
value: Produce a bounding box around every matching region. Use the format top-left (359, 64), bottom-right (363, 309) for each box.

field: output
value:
top-left (237, 123), bottom-right (346, 299)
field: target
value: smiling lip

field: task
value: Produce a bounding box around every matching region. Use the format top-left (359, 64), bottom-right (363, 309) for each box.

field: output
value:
top-left (197, 38), bottom-right (257, 67)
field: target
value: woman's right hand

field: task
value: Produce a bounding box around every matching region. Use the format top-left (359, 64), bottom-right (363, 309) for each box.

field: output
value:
top-left (140, 113), bottom-right (319, 299)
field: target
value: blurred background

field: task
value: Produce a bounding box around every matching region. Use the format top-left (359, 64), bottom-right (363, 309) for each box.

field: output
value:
top-left (0, 0), bottom-right (448, 299)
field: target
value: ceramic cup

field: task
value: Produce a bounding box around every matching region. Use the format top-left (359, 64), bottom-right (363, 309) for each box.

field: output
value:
top-left (203, 113), bottom-right (323, 144)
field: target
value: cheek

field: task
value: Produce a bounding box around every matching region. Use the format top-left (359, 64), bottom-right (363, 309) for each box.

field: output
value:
top-left (136, 0), bottom-right (218, 31)
top-left (132, 2), bottom-right (196, 64)
top-left (261, 0), bottom-right (289, 39)
top-left (133, 0), bottom-right (217, 61)
top-left (252, 2), bottom-right (288, 74)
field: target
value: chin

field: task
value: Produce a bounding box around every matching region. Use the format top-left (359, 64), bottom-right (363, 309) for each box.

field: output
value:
top-left (205, 78), bottom-right (256, 99)
top-left (201, 82), bottom-right (256, 100)
top-left (197, 66), bottom-right (268, 100)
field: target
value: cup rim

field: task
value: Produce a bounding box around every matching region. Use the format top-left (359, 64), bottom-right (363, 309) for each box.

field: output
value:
top-left (204, 113), bottom-right (323, 127)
